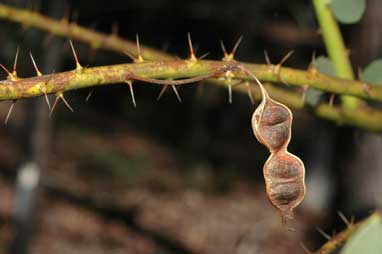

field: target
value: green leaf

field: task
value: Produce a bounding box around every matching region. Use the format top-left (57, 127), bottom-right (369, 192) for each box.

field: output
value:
top-left (331, 0), bottom-right (366, 24)
top-left (315, 56), bottom-right (336, 76)
top-left (341, 212), bottom-right (382, 254)
top-left (360, 60), bottom-right (382, 86)
top-left (305, 88), bottom-right (324, 107)
top-left (304, 56), bottom-right (334, 107)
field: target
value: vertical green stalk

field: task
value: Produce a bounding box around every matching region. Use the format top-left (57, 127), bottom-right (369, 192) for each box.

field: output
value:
top-left (312, 0), bottom-right (359, 109)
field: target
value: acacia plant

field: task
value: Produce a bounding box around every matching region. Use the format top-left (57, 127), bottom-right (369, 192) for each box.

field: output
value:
top-left (1, 2), bottom-right (382, 131)
top-left (0, 0), bottom-right (381, 252)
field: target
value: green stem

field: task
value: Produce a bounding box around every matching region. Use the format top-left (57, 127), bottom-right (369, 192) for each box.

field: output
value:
top-left (1, 3), bottom-right (380, 100)
top-left (1, 60), bottom-right (382, 131)
top-left (312, 0), bottom-right (359, 109)
top-left (1, 3), bottom-right (382, 131)
top-left (1, 60), bottom-right (382, 101)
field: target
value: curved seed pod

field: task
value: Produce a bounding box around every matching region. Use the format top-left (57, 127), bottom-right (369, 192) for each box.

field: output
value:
top-left (237, 64), bottom-right (306, 228)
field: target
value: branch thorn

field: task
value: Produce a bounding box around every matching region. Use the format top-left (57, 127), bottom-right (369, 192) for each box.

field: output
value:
top-left (124, 50), bottom-right (136, 62)
top-left (187, 32), bottom-right (197, 62)
top-left (264, 50), bottom-right (293, 85)
top-left (316, 227), bottom-right (331, 240)
top-left (12, 47), bottom-right (19, 77)
top-left (49, 96), bottom-right (59, 118)
top-left (38, 84), bottom-right (51, 110)
top-left (337, 210), bottom-right (352, 227)
top-left (124, 34), bottom-right (144, 63)
top-left (198, 52), bottom-right (210, 60)
top-left (308, 51), bottom-right (318, 75)
top-left (156, 84), bottom-right (182, 102)
top-left (274, 50), bottom-right (293, 78)
top-left (185, 33), bottom-right (208, 61)
top-left (245, 81), bottom-right (255, 105)
top-left (232, 35), bottom-right (243, 56)
top-left (157, 84), bottom-right (168, 101)
top-left (171, 85), bottom-right (182, 103)
top-left (228, 83), bottom-right (233, 104)
top-left (311, 51), bottom-right (317, 66)
top-left (264, 50), bottom-right (271, 66)
top-left (220, 40), bottom-right (228, 58)
top-left (223, 68), bottom-right (235, 103)
top-left (43, 92), bottom-right (51, 110)
top-left (135, 34), bottom-right (144, 63)
top-left (69, 40), bottom-right (83, 70)
top-left (60, 93), bottom-right (74, 112)
top-left (4, 100), bottom-right (15, 125)
top-left (221, 36), bottom-right (243, 61)
top-left (278, 50), bottom-right (294, 68)
top-left (29, 52), bottom-right (43, 76)
top-left (49, 92), bottom-right (73, 117)
top-left (125, 80), bottom-right (136, 107)
top-left (329, 94), bottom-right (335, 107)
top-left (0, 64), bottom-right (16, 81)
top-left (86, 89), bottom-right (94, 102)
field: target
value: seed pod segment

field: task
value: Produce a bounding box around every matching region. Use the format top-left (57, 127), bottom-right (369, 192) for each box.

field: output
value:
top-left (238, 64), bottom-right (306, 228)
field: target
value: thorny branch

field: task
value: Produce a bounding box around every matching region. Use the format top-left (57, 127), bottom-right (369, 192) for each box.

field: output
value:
top-left (0, 3), bottom-right (382, 131)
top-left (0, 4), bottom-right (380, 100)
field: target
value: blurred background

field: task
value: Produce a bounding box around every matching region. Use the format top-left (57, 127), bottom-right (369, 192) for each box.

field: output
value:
top-left (0, 0), bottom-right (381, 253)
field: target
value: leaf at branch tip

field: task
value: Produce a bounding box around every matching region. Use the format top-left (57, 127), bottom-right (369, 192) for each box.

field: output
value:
top-left (341, 211), bottom-right (382, 254)
top-left (360, 60), bottom-right (382, 86)
top-left (331, 0), bottom-right (366, 24)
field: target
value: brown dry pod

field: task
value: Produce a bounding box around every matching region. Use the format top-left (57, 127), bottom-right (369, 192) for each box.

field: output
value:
top-left (239, 65), bottom-right (306, 226)
top-left (263, 150), bottom-right (306, 224)
top-left (253, 89), bottom-right (305, 225)
top-left (252, 92), bottom-right (291, 153)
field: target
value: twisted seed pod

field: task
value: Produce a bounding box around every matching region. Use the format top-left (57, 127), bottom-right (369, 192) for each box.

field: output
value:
top-left (238, 65), bottom-right (306, 227)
